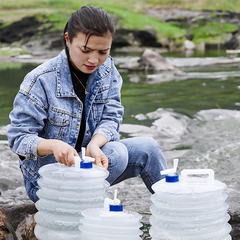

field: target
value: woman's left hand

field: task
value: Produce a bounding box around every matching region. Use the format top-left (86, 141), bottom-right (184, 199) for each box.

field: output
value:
top-left (86, 134), bottom-right (108, 169)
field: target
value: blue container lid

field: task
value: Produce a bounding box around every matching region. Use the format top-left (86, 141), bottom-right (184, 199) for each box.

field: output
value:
top-left (80, 161), bottom-right (93, 169)
top-left (109, 204), bottom-right (123, 212)
top-left (165, 173), bottom-right (179, 182)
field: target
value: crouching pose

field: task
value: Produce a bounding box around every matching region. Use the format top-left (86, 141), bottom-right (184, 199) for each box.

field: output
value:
top-left (7, 6), bottom-right (167, 202)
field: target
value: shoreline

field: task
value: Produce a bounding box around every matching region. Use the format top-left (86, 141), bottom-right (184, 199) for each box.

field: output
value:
top-left (1, 203), bottom-right (240, 240)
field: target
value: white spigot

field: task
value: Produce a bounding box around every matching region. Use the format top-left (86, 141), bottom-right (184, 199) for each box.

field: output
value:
top-left (73, 147), bottom-right (95, 168)
top-left (81, 147), bottom-right (95, 162)
top-left (113, 189), bottom-right (121, 205)
top-left (104, 189), bottom-right (121, 211)
top-left (74, 156), bottom-right (81, 169)
top-left (161, 158), bottom-right (179, 175)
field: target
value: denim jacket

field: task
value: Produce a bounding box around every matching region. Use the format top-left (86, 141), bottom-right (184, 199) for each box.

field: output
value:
top-left (7, 50), bottom-right (124, 190)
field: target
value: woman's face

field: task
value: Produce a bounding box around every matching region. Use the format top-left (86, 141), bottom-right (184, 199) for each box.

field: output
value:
top-left (65, 32), bottom-right (112, 73)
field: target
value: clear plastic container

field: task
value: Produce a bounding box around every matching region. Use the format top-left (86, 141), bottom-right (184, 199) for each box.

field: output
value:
top-left (79, 204), bottom-right (142, 240)
top-left (34, 159), bottom-right (109, 240)
top-left (150, 169), bottom-right (232, 240)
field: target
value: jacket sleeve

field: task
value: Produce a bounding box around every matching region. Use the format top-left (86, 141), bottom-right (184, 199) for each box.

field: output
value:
top-left (7, 85), bottom-right (47, 160)
top-left (93, 64), bottom-right (124, 142)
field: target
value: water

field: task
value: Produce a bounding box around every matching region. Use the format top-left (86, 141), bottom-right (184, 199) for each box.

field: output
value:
top-left (0, 50), bottom-right (240, 235)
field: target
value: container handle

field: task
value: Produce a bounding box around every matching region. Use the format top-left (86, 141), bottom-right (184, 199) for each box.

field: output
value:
top-left (181, 169), bottom-right (215, 182)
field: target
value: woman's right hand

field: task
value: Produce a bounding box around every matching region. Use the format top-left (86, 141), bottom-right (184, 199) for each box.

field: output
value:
top-left (37, 139), bottom-right (79, 166)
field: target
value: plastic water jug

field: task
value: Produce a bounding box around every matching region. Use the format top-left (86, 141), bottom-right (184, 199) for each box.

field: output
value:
top-left (79, 190), bottom-right (143, 240)
top-left (34, 148), bottom-right (109, 240)
top-left (149, 159), bottom-right (232, 240)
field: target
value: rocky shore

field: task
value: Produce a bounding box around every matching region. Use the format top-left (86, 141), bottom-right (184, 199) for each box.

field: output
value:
top-left (1, 9), bottom-right (240, 56)
top-left (0, 203), bottom-right (240, 240)
top-left (1, 7), bottom-right (240, 240)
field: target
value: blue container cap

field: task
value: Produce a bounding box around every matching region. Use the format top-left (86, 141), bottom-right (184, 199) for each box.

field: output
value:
top-left (109, 204), bottom-right (123, 212)
top-left (165, 173), bottom-right (179, 182)
top-left (80, 161), bottom-right (93, 169)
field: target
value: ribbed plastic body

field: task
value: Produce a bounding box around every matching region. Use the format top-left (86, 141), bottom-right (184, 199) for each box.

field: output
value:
top-left (34, 163), bottom-right (109, 240)
top-left (149, 169), bottom-right (232, 240)
top-left (79, 207), bottom-right (143, 239)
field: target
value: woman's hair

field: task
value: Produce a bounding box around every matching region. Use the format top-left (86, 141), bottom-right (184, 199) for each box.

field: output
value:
top-left (63, 6), bottom-right (115, 48)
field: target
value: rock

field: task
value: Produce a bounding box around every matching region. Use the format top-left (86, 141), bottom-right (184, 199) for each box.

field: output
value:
top-left (1, 9), bottom-right (240, 52)
top-left (1, 8), bottom-right (240, 52)
top-left (0, 16), bottom-right (42, 44)
top-left (132, 30), bottom-right (162, 48)
top-left (123, 48), bottom-right (176, 71)
top-left (22, 33), bottom-right (64, 52)
top-left (0, 203), bottom-right (239, 239)
top-left (112, 29), bottom-right (162, 50)
top-left (0, 209), bottom-right (17, 239)
top-left (145, 9), bottom-right (240, 50)
top-left (225, 33), bottom-right (240, 50)
top-left (111, 36), bottom-right (130, 49)
top-left (145, 9), bottom-right (202, 22)
top-left (124, 48), bottom-right (186, 77)
top-left (183, 40), bottom-right (196, 50)
top-left (229, 209), bottom-right (240, 240)
top-left (140, 48), bottom-right (175, 71)
top-left (0, 204), bottom-right (37, 240)
top-left (0, 14), bottom-right (163, 51)
top-left (229, 210), bottom-right (240, 223)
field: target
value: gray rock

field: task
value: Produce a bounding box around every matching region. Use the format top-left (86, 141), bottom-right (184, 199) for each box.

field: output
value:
top-left (229, 210), bottom-right (240, 240)
top-left (140, 48), bottom-right (175, 71)
top-left (183, 40), bottom-right (196, 50)
top-left (123, 48), bottom-right (186, 77)
top-left (0, 204), bottom-right (37, 240)
top-left (0, 203), bottom-right (240, 239)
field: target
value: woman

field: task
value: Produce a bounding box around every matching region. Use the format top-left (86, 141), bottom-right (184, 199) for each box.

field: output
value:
top-left (7, 6), bottom-right (167, 202)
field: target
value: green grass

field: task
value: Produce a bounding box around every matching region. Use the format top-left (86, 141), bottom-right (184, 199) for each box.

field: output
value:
top-left (104, 6), bottom-right (185, 38)
top-left (0, 0), bottom-right (186, 40)
top-left (191, 21), bottom-right (239, 43)
top-left (0, 0), bottom-right (239, 45)
top-left (0, 0), bottom-right (143, 10)
top-left (35, 11), bottom-right (72, 32)
top-left (1, 0), bottom-right (240, 12)
top-left (0, 62), bottom-right (23, 70)
top-left (0, 48), bottom-right (29, 56)
top-left (147, 0), bottom-right (240, 12)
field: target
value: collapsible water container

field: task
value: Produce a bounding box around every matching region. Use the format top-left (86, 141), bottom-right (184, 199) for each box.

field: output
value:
top-left (79, 190), bottom-right (143, 240)
top-left (150, 159), bottom-right (232, 240)
top-left (34, 148), bottom-right (109, 240)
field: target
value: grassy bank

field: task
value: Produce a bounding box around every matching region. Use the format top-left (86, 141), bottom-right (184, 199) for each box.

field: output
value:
top-left (0, 0), bottom-right (186, 39)
top-left (0, 0), bottom-right (239, 47)
top-left (148, 0), bottom-right (240, 12)
top-left (1, 0), bottom-right (240, 12)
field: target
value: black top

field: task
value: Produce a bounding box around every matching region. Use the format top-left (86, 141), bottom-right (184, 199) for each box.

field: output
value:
top-left (67, 52), bottom-right (89, 152)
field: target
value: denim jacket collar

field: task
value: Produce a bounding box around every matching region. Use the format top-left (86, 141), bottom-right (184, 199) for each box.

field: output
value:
top-left (56, 50), bottom-right (112, 98)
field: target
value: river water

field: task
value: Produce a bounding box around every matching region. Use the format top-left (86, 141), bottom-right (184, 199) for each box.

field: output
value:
top-left (0, 49), bottom-right (240, 237)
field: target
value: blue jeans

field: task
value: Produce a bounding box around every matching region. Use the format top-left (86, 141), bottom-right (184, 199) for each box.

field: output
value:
top-left (23, 137), bottom-right (167, 202)
top-left (102, 137), bottom-right (167, 193)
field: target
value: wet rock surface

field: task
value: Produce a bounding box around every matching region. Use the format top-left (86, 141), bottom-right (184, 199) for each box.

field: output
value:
top-left (121, 48), bottom-right (185, 77)
top-left (229, 210), bottom-right (240, 240)
top-left (0, 16), bottom-right (42, 44)
top-left (0, 204), bottom-right (37, 240)
top-left (0, 203), bottom-right (240, 239)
